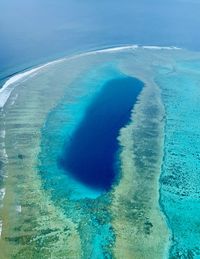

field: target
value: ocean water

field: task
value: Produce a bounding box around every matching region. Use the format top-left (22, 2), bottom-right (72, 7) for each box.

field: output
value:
top-left (37, 64), bottom-right (142, 258)
top-left (59, 76), bottom-right (143, 190)
top-left (39, 64), bottom-right (127, 200)
top-left (1, 1), bottom-right (200, 258)
top-left (0, 46), bottom-right (200, 258)
top-left (156, 61), bottom-right (200, 258)
top-left (37, 66), bottom-right (143, 258)
top-left (2, 0), bottom-right (200, 82)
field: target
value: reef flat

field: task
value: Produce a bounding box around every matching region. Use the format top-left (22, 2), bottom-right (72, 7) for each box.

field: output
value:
top-left (157, 59), bottom-right (200, 258)
top-left (0, 46), bottom-right (200, 258)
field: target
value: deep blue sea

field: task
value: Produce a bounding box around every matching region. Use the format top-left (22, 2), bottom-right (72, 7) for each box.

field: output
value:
top-left (1, 0), bottom-right (200, 82)
top-left (59, 76), bottom-right (143, 190)
top-left (1, 1), bottom-right (200, 258)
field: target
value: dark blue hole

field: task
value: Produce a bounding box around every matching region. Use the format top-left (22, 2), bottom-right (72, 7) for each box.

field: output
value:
top-left (59, 76), bottom-right (143, 191)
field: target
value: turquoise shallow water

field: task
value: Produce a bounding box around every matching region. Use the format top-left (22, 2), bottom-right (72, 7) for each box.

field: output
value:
top-left (1, 47), bottom-right (200, 258)
top-left (39, 64), bottom-right (124, 200)
top-left (157, 61), bottom-right (200, 258)
top-left (59, 76), bottom-right (143, 191)
top-left (38, 63), bottom-right (143, 258)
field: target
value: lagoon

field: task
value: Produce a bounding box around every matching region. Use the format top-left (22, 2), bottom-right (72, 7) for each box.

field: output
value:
top-left (59, 76), bottom-right (143, 190)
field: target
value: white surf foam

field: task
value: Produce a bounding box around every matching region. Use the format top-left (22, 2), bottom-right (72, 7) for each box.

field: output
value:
top-left (0, 44), bottom-right (181, 109)
top-left (0, 220), bottom-right (2, 238)
top-left (10, 93), bottom-right (18, 106)
top-left (0, 59), bottom-right (65, 108)
top-left (67, 45), bottom-right (139, 61)
top-left (0, 142), bottom-right (8, 161)
top-left (0, 188), bottom-right (6, 201)
top-left (16, 205), bottom-right (22, 213)
top-left (0, 130), bottom-right (5, 139)
top-left (142, 45), bottom-right (181, 50)
top-left (92, 45), bottom-right (139, 53)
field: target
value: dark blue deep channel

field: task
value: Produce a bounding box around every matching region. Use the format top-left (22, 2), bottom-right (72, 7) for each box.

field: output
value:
top-left (59, 76), bottom-right (143, 191)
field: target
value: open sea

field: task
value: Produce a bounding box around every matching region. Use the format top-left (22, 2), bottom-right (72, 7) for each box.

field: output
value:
top-left (2, 0), bottom-right (200, 84)
top-left (1, 1), bottom-right (200, 258)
